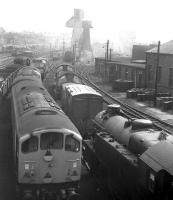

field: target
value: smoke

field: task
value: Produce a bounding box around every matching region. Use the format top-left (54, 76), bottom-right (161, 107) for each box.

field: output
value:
top-left (117, 31), bottom-right (136, 56)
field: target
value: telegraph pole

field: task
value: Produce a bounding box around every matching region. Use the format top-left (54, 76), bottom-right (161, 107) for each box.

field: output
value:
top-left (109, 48), bottom-right (112, 60)
top-left (62, 38), bottom-right (65, 56)
top-left (106, 40), bottom-right (109, 60)
top-left (154, 41), bottom-right (160, 107)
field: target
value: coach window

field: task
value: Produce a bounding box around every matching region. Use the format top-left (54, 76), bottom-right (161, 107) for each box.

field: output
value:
top-left (21, 136), bottom-right (38, 153)
top-left (40, 132), bottom-right (63, 149)
top-left (65, 135), bottom-right (80, 152)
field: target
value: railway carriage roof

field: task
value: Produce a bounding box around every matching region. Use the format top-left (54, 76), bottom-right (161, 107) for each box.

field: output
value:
top-left (17, 92), bottom-right (61, 116)
top-left (12, 80), bottom-right (80, 138)
top-left (18, 107), bottom-right (80, 137)
top-left (65, 84), bottom-right (102, 97)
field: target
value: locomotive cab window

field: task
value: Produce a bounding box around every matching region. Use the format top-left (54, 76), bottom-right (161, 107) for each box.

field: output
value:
top-left (65, 135), bottom-right (80, 152)
top-left (21, 136), bottom-right (38, 153)
top-left (40, 132), bottom-right (63, 150)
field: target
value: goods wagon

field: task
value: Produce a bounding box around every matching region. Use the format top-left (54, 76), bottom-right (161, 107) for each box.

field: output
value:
top-left (61, 83), bottom-right (103, 137)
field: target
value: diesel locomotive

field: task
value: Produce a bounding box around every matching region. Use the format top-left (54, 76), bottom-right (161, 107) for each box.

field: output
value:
top-left (83, 104), bottom-right (173, 200)
top-left (7, 66), bottom-right (82, 200)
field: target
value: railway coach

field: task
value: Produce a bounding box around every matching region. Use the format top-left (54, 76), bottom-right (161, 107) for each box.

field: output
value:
top-left (9, 66), bottom-right (82, 200)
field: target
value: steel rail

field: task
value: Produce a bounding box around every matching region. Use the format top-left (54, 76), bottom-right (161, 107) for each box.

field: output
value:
top-left (76, 66), bottom-right (173, 135)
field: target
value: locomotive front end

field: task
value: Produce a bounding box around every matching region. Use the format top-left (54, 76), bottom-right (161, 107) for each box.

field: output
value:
top-left (18, 128), bottom-right (82, 199)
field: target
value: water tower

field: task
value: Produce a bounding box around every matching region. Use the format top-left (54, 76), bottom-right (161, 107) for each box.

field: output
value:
top-left (66, 9), bottom-right (84, 47)
top-left (66, 9), bottom-right (93, 62)
top-left (79, 20), bottom-right (92, 52)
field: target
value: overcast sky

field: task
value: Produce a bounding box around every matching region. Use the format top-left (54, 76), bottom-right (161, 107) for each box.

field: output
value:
top-left (1, 0), bottom-right (173, 45)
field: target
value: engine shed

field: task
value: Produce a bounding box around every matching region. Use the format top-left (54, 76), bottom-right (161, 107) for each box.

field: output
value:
top-left (95, 58), bottom-right (145, 88)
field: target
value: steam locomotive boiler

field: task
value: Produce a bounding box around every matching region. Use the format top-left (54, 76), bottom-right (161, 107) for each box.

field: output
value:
top-left (83, 104), bottom-right (173, 200)
top-left (9, 66), bottom-right (82, 200)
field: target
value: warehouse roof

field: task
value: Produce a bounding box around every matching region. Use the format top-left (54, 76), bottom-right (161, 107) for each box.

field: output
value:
top-left (146, 40), bottom-right (173, 55)
top-left (95, 58), bottom-right (145, 69)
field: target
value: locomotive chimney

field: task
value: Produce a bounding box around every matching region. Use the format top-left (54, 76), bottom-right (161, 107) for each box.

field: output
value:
top-left (107, 104), bottom-right (121, 116)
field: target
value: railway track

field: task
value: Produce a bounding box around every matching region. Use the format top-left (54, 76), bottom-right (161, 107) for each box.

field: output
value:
top-left (76, 65), bottom-right (173, 135)
top-left (0, 55), bottom-right (13, 69)
top-left (38, 61), bottom-right (115, 200)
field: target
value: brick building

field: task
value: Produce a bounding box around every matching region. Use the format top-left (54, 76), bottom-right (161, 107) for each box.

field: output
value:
top-left (94, 44), bottom-right (159, 89)
top-left (146, 40), bottom-right (173, 95)
top-left (132, 44), bottom-right (157, 62)
top-left (95, 58), bottom-right (145, 88)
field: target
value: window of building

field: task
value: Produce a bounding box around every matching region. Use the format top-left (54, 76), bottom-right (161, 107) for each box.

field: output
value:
top-left (125, 67), bottom-right (128, 80)
top-left (169, 68), bottom-right (173, 87)
top-left (131, 69), bottom-right (135, 81)
top-left (118, 66), bottom-right (121, 79)
top-left (110, 65), bottom-right (114, 74)
top-left (65, 135), bottom-right (80, 152)
top-left (148, 65), bottom-right (153, 81)
top-left (157, 66), bottom-right (162, 83)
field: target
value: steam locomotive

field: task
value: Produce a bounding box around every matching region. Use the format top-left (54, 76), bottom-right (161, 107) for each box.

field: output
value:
top-left (52, 64), bottom-right (81, 99)
top-left (83, 104), bottom-right (173, 200)
top-left (6, 66), bottom-right (82, 200)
